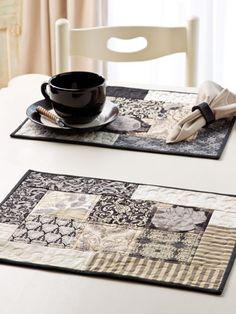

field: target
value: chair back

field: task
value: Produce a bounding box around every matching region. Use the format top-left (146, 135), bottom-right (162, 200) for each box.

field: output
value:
top-left (55, 18), bottom-right (198, 86)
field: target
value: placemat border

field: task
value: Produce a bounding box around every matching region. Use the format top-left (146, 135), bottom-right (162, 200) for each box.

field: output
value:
top-left (10, 115), bottom-right (236, 160)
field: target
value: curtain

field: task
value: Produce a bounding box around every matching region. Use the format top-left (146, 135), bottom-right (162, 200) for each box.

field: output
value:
top-left (107, 0), bottom-right (236, 89)
top-left (19, 0), bottom-right (106, 76)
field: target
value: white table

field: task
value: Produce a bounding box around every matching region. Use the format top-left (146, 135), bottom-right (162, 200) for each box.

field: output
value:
top-left (0, 74), bottom-right (235, 314)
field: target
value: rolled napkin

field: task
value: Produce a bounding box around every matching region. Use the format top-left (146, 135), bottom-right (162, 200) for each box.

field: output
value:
top-left (166, 80), bottom-right (236, 143)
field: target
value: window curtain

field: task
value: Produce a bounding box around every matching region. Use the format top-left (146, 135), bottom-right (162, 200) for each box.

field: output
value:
top-left (107, 0), bottom-right (236, 89)
top-left (19, 0), bottom-right (107, 76)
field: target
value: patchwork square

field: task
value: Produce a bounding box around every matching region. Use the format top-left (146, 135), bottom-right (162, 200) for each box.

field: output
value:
top-left (10, 215), bottom-right (83, 248)
top-left (32, 190), bottom-right (100, 220)
top-left (0, 186), bottom-right (47, 225)
top-left (131, 228), bottom-right (202, 264)
top-left (0, 170), bottom-right (235, 295)
top-left (148, 203), bottom-right (212, 232)
top-left (87, 195), bottom-right (156, 227)
top-left (74, 222), bottom-right (141, 254)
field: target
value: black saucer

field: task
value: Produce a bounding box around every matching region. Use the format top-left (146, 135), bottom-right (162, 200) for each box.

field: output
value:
top-left (26, 99), bottom-right (119, 131)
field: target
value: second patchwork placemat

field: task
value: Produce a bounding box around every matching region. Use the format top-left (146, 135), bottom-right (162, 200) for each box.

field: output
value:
top-left (0, 170), bottom-right (236, 294)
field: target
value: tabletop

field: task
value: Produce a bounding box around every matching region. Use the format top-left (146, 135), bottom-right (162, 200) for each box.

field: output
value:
top-left (0, 74), bottom-right (235, 314)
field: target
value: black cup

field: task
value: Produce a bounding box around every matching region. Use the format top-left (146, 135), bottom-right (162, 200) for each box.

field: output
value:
top-left (41, 71), bottom-right (106, 124)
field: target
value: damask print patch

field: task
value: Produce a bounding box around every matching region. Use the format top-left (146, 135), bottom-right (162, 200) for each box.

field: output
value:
top-left (0, 170), bottom-right (236, 295)
top-left (87, 195), bottom-right (157, 227)
top-left (11, 86), bottom-right (235, 159)
top-left (131, 228), bottom-right (202, 264)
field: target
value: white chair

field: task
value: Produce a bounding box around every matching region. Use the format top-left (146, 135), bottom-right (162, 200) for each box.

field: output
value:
top-left (55, 18), bottom-right (198, 86)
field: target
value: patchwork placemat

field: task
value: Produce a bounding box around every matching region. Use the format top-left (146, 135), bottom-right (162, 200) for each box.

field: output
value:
top-left (11, 86), bottom-right (235, 159)
top-left (0, 170), bottom-right (236, 294)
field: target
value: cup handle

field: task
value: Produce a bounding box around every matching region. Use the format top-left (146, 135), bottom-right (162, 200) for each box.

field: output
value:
top-left (41, 82), bottom-right (50, 100)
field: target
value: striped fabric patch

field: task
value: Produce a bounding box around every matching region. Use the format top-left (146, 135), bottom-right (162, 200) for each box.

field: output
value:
top-left (87, 252), bottom-right (225, 290)
top-left (192, 225), bottom-right (236, 269)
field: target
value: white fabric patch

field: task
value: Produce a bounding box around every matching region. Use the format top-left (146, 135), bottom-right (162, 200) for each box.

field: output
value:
top-left (132, 185), bottom-right (236, 213)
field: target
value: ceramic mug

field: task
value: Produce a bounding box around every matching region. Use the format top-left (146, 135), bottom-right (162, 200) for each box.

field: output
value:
top-left (41, 71), bottom-right (106, 124)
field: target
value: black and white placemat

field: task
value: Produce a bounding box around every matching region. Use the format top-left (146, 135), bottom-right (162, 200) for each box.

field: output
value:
top-left (11, 86), bottom-right (235, 159)
top-left (0, 170), bottom-right (236, 294)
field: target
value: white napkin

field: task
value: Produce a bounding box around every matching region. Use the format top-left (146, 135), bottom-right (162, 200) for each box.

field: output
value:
top-left (166, 81), bottom-right (236, 143)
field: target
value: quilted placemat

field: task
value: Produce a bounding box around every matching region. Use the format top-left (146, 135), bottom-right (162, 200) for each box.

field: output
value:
top-left (0, 170), bottom-right (236, 294)
top-left (11, 86), bottom-right (235, 159)
top-left (11, 87), bottom-right (235, 159)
